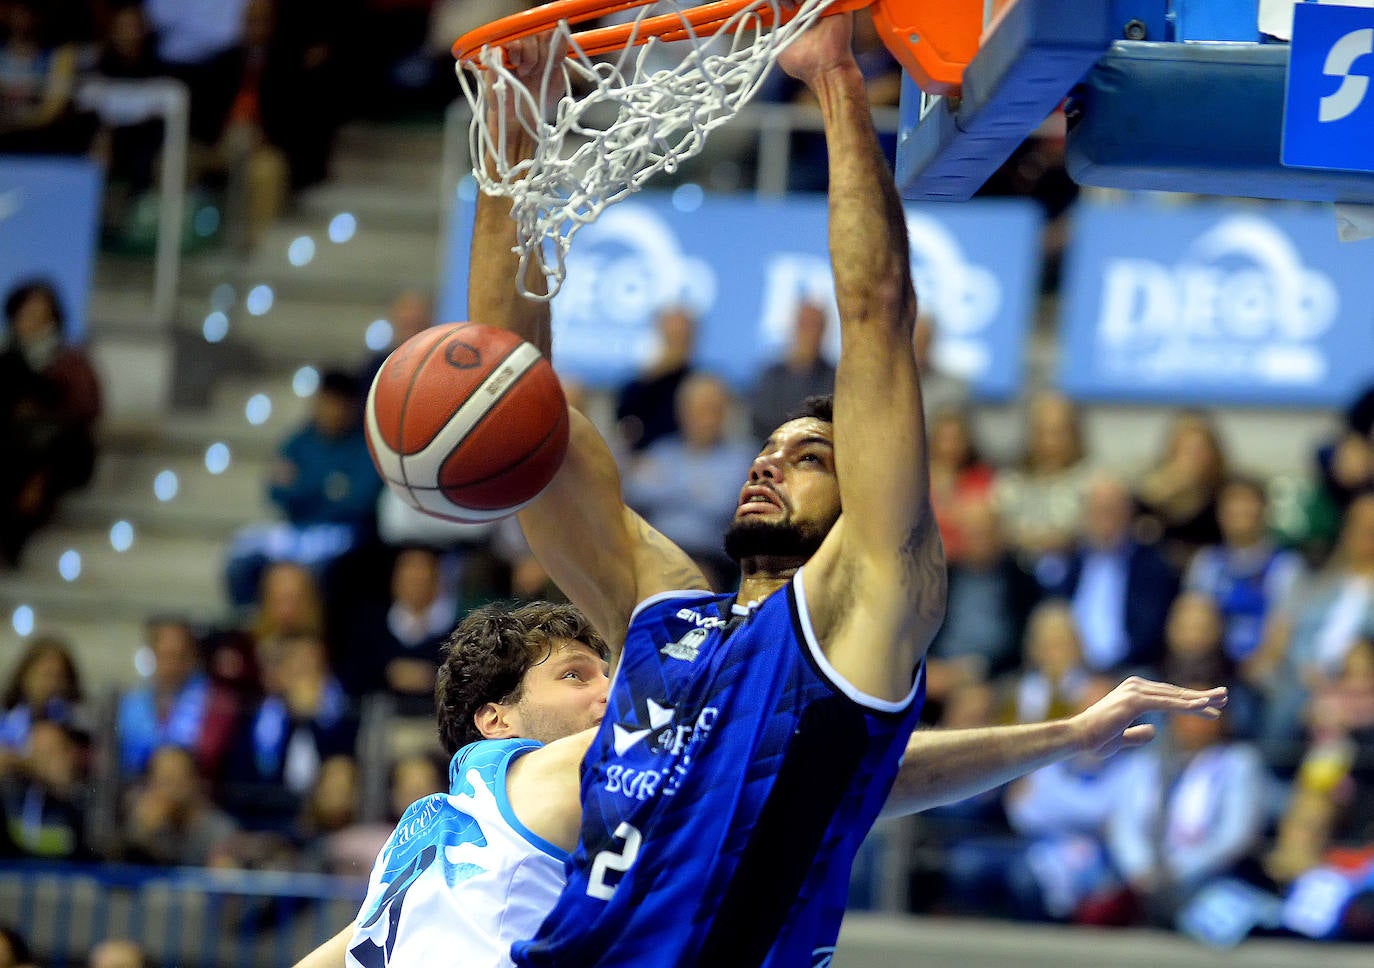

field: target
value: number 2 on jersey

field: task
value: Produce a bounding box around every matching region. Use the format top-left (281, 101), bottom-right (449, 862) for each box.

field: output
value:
top-left (586, 822), bottom-right (642, 900)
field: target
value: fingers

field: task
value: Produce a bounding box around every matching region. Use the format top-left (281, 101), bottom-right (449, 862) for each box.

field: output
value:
top-left (1116, 677), bottom-right (1228, 712)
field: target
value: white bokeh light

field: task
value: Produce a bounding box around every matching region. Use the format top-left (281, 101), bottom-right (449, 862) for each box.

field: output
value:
top-left (133, 646), bottom-right (155, 678)
top-left (205, 442), bottom-right (231, 475)
top-left (245, 393), bottom-right (272, 425)
top-left (110, 520), bottom-right (134, 552)
top-left (203, 311), bottom-right (229, 343)
top-left (12, 606), bottom-right (34, 637)
top-left (365, 319), bottom-right (394, 351)
top-left (329, 213), bottom-right (357, 243)
top-left (293, 366), bottom-right (320, 397)
top-left (246, 284), bottom-right (275, 316)
top-left (288, 236), bottom-right (316, 267)
top-left (154, 470), bottom-right (179, 502)
top-left (672, 183), bottom-right (705, 212)
top-left (58, 550), bottom-right (81, 582)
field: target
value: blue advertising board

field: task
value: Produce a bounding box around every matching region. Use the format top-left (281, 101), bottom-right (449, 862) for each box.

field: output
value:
top-left (1283, 0), bottom-right (1374, 173)
top-left (441, 180), bottom-right (1041, 400)
top-left (1058, 200), bottom-right (1374, 407)
top-left (0, 157), bottom-right (103, 341)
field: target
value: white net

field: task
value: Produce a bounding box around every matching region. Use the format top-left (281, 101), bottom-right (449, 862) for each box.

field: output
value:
top-left (455, 0), bottom-right (844, 300)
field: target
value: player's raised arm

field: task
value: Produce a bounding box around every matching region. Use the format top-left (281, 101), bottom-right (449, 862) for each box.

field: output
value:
top-left (777, 15), bottom-right (945, 700)
top-left (466, 36), bottom-right (708, 648)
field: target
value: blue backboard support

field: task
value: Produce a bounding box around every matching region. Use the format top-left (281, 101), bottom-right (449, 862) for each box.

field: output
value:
top-left (894, 0), bottom-right (1118, 201)
top-left (894, 0), bottom-right (1374, 204)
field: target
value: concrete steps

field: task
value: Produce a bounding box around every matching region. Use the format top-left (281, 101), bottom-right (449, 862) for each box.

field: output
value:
top-left (5, 117), bottom-right (449, 679)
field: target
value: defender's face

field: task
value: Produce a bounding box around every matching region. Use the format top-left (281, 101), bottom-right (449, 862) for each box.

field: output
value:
top-left (513, 639), bottom-right (610, 746)
top-left (735, 418), bottom-right (841, 536)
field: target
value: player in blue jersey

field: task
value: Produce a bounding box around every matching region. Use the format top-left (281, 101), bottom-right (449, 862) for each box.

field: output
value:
top-left (460, 14), bottom-right (1220, 967)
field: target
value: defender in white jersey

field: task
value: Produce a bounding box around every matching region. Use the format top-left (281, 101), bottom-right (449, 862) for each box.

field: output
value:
top-left (338, 602), bottom-right (609, 968)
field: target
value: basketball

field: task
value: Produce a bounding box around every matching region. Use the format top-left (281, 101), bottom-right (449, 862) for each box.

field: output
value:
top-left (364, 322), bottom-right (569, 523)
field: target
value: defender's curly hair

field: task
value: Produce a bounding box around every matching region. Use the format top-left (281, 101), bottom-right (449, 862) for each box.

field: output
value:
top-left (435, 602), bottom-right (608, 755)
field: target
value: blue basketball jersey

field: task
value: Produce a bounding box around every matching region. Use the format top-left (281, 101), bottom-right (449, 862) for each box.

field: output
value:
top-left (513, 567), bottom-right (925, 967)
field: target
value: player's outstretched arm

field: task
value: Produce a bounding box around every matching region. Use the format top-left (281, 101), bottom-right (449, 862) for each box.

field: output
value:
top-left (290, 924), bottom-right (354, 968)
top-left (778, 15), bottom-right (945, 701)
top-left (467, 36), bottom-right (708, 647)
top-left (880, 679), bottom-right (1228, 818)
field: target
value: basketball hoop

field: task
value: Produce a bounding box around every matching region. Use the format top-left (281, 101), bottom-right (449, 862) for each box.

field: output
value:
top-left (452, 0), bottom-right (981, 300)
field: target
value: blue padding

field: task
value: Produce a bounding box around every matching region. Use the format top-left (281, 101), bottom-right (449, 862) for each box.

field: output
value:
top-left (1065, 41), bottom-right (1374, 202)
top-left (896, 0), bottom-right (1116, 200)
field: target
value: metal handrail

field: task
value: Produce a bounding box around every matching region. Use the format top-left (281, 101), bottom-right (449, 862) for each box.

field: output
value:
top-left (76, 77), bottom-right (190, 326)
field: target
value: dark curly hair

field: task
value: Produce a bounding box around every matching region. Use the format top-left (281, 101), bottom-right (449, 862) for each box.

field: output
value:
top-left (783, 394), bottom-right (833, 425)
top-left (435, 602), bottom-right (608, 756)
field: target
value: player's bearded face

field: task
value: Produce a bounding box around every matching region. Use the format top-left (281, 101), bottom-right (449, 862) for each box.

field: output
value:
top-left (722, 508), bottom-right (835, 563)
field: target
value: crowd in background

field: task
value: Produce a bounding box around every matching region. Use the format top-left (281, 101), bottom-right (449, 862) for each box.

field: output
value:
top-left (3, 0), bottom-right (1373, 961)
top-left (3, 288), bottom-right (1374, 947)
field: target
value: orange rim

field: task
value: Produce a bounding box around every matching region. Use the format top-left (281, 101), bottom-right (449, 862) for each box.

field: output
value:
top-left (452, 0), bottom-right (983, 95)
top-left (453, 0), bottom-right (873, 63)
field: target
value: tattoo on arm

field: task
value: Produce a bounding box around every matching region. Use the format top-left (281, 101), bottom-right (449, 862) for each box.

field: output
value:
top-left (900, 517), bottom-right (947, 621)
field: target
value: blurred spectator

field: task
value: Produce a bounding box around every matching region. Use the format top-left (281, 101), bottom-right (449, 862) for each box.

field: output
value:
top-left (359, 289), bottom-right (433, 388)
top-left (615, 306), bottom-right (696, 453)
top-left (295, 753), bottom-right (360, 864)
top-left (999, 601), bottom-right (1090, 725)
top-left (315, 751), bottom-right (444, 877)
top-left (116, 618), bottom-right (214, 779)
top-left (1161, 593), bottom-right (1231, 689)
top-left (225, 370), bottom-right (381, 607)
top-left (88, 939), bottom-right (148, 968)
top-left (0, 719), bottom-right (88, 859)
top-left (1161, 592), bottom-right (1263, 739)
top-left (143, 0), bottom-right (248, 146)
top-left (225, 635), bottom-right (357, 828)
top-left (1307, 638), bottom-right (1374, 745)
top-left (748, 300), bottom-right (834, 442)
top-left (945, 675), bottom-right (1135, 921)
top-left (119, 744), bottom-right (238, 866)
top-left (912, 314), bottom-right (970, 422)
top-left (251, 560), bottom-right (326, 646)
top-left (0, 0), bottom-right (96, 154)
top-left (1313, 385), bottom-right (1374, 522)
top-left (1246, 494), bottom-right (1374, 743)
top-left (205, 0), bottom-right (355, 247)
top-left (993, 391), bottom-right (1091, 568)
top-left (925, 500), bottom-right (1036, 710)
top-left (0, 635), bottom-right (84, 772)
top-left (1035, 474), bottom-right (1179, 674)
top-left (1185, 476), bottom-right (1305, 665)
top-left (1136, 411), bottom-right (1229, 569)
top-left (341, 546), bottom-right (458, 704)
top-left (0, 279), bottom-right (102, 567)
top-left (87, 1), bottom-right (168, 213)
top-left (1097, 697), bottom-right (1268, 927)
top-left (623, 373), bottom-right (756, 589)
top-left (927, 407), bottom-right (996, 563)
top-left (0, 926), bottom-right (33, 968)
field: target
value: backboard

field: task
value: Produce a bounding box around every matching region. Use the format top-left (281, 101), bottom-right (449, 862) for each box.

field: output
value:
top-left (893, 0), bottom-right (1374, 203)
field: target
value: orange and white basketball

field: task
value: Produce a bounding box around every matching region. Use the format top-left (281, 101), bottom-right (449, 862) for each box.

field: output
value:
top-left (365, 322), bottom-right (569, 523)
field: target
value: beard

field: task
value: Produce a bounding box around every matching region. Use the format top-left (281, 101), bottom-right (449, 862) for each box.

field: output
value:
top-left (722, 514), bottom-right (829, 564)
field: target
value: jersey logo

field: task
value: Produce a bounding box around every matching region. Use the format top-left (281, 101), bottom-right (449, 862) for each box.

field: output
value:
top-left (611, 699), bottom-right (675, 755)
top-left (661, 627), bottom-right (706, 661)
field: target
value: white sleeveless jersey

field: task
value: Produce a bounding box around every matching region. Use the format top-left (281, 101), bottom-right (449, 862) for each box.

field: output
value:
top-left (347, 739), bottom-right (568, 968)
